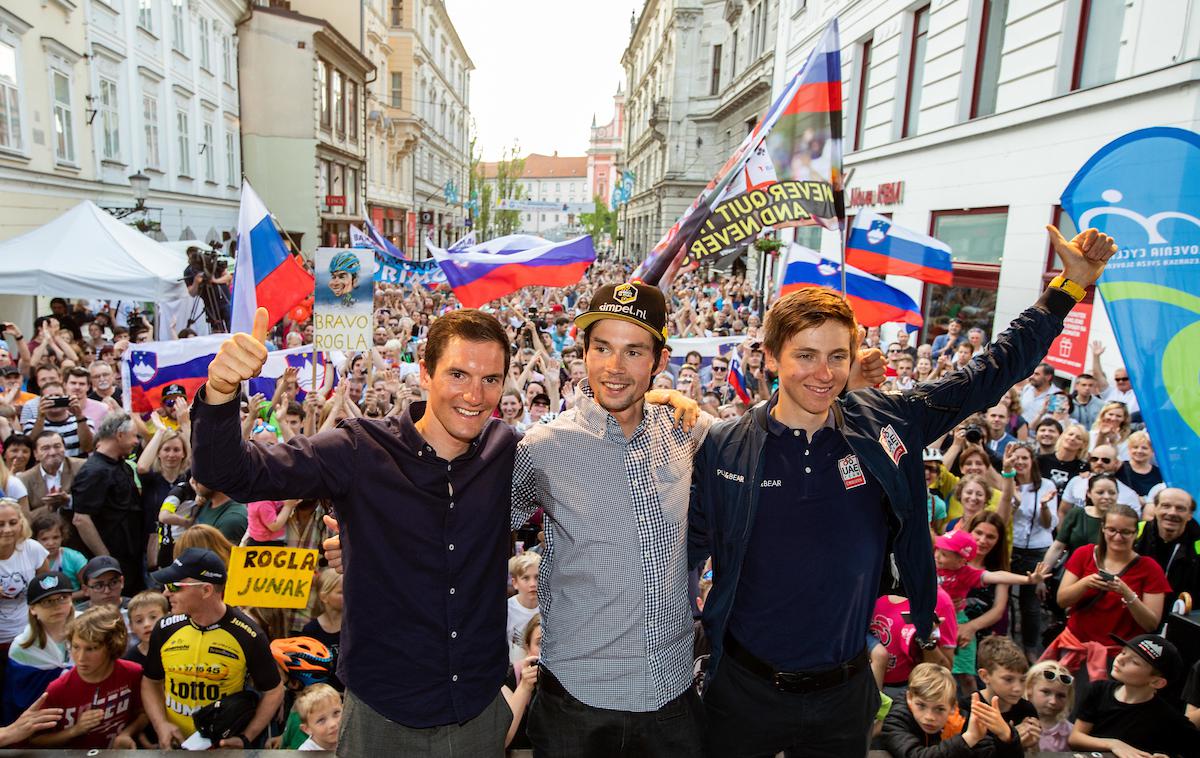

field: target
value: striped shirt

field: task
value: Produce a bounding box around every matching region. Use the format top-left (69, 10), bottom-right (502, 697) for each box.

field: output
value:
top-left (21, 403), bottom-right (89, 457)
top-left (511, 381), bottom-right (711, 711)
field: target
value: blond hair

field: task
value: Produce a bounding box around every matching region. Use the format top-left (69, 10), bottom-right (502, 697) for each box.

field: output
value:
top-left (65, 606), bottom-right (128, 661)
top-left (174, 524), bottom-right (233, 568)
top-left (128, 590), bottom-right (170, 617)
top-left (294, 683), bottom-right (341, 723)
top-left (152, 428), bottom-right (191, 474)
top-left (0, 499), bottom-right (32, 542)
top-left (1024, 660), bottom-right (1075, 719)
top-left (1056, 423), bottom-right (1090, 462)
top-left (508, 552), bottom-right (540, 579)
top-left (907, 663), bottom-right (956, 705)
top-left (313, 568), bottom-right (343, 615)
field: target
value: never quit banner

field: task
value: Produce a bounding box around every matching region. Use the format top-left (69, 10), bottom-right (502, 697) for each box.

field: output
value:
top-left (1060, 127), bottom-right (1200, 503)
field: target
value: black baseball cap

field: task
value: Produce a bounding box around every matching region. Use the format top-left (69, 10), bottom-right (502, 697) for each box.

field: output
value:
top-left (152, 547), bottom-right (228, 585)
top-left (530, 393), bottom-right (551, 407)
top-left (162, 383), bottom-right (188, 400)
top-left (1, 365), bottom-right (20, 376)
top-left (83, 555), bottom-right (123, 582)
top-left (27, 572), bottom-right (74, 605)
top-left (1110, 633), bottom-right (1183, 682)
top-left (575, 282), bottom-right (668, 342)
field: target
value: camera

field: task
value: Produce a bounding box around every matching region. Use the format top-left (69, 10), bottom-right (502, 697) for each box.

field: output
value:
top-left (50, 396), bottom-right (72, 408)
top-left (963, 423), bottom-right (984, 444)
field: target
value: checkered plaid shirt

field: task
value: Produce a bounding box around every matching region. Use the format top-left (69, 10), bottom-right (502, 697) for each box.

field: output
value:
top-left (511, 381), bottom-right (712, 711)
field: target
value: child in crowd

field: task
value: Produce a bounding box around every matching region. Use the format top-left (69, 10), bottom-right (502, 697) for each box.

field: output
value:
top-left (244, 498), bottom-right (298, 547)
top-left (935, 531), bottom-right (1049, 613)
top-left (4, 572), bottom-right (74, 723)
top-left (870, 589), bottom-right (958, 696)
top-left (881, 662), bottom-right (1023, 757)
top-left (31, 512), bottom-right (86, 594)
top-left (1023, 660), bottom-right (1073, 752)
top-left (507, 552), bottom-right (540, 663)
top-left (1070, 633), bottom-right (1200, 756)
top-left (503, 614), bottom-right (540, 750)
top-left (122, 590), bottom-right (169, 668)
top-left (294, 683), bottom-right (341, 752)
top-left (270, 637), bottom-right (334, 750)
top-left (300, 568), bottom-right (343, 691)
top-left (32, 606), bottom-right (145, 749)
top-left (961, 636), bottom-right (1038, 751)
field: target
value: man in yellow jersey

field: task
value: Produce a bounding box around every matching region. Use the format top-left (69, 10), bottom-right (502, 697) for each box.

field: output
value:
top-left (141, 548), bottom-right (283, 749)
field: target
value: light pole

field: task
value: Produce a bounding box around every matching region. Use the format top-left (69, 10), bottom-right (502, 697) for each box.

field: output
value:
top-left (102, 171), bottom-right (153, 219)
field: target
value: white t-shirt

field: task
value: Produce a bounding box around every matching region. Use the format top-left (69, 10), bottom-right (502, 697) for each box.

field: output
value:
top-left (298, 737), bottom-right (327, 751)
top-left (0, 540), bottom-right (50, 643)
top-left (1, 476), bottom-right (27, 502)
top-left (1061, 473), bottom-right (1142, 514)
top-left (506, 595), bottom-right (538, 664)
top-left (1010, 480), bottom-right (1060, 551)
top-left (1101, 385), bottom-right (1140, 416)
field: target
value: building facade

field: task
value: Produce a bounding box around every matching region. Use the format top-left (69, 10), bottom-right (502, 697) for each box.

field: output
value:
top-left (238, 2), bottom-right (372, 255)
top-left (0, 0), bottom-right (246, 245)
top-left (773, 0), bottom-right (1200, 372)
top-left (479, 152), bottom-right (589, 241)
top-left (588, 85), bottom-right (625, 205)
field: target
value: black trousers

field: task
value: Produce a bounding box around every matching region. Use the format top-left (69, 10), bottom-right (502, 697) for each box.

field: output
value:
top-left (703, 652), bottom-right (879, 758)
top-left (526, 668), bottom-right (704, 758)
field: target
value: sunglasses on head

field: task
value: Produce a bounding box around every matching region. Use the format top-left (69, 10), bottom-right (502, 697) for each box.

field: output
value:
top-left (1040, 669), bottom-right (1073, 686)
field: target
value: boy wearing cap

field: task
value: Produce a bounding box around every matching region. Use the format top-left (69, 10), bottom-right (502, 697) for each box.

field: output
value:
top-left (1070, 633), bottom-right (1199, 756)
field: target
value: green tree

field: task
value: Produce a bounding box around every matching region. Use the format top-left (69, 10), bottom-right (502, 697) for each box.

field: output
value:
top-left (580, 196), bottom-right (617, 247)
top-left (493, 144), bottom-right (525, 238)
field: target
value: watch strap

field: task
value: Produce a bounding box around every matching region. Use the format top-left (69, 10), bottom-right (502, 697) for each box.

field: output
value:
top-left (1048, 274), bottom-right (1087, 302)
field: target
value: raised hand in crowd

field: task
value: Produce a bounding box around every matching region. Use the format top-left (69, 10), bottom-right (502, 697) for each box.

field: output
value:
top-left (0, 693), bottom-right (64, 747)
top-left (207, 307), bottom-right (271, 403)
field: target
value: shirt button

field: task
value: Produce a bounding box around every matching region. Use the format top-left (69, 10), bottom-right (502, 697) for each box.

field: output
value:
top-left (449, 587), bottom-right (456, 595)
top-left (449, 544), bottom-right (455, 551)
top-left (804, 449), bottom-right (810, 456)
top-left (805, 467), bottom-right (811, 474)
top-left (451, 674), bottom-right (458, 682)
top-left (447, 464), bottom-right (452, 471)
top-left (450, 502), bottom-right (455, 509)
top-left (451, 631), bottom-right (457, 639)
top-left (418, 450), bottom-right (423, 456)
top-left (793, 429), bottom-right (800, 437)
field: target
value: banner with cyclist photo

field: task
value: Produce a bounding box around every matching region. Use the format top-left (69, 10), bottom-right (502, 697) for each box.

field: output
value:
top-left (314, 247), bottom-right (375, 352)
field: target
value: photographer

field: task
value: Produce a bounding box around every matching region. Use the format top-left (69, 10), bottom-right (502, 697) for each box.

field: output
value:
top-left (23, 379), bottom-right (93, 457)
top-left (184, 247), bottom-right (232, 333)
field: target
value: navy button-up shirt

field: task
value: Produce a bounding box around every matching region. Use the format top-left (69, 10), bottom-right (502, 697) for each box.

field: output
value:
top-left (190, 388), bottom-right (516, 728)
top-left (728, 397), bottom-right (887, 671)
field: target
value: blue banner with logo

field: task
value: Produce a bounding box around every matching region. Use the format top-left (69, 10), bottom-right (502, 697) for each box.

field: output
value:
top-left (1060, 127), bottom-right (1200, 503)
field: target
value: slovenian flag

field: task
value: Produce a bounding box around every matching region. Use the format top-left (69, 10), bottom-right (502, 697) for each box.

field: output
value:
top-left (727, 350), bottom-right (752, 404)
top-left (846, 210), bottom-right (953, 285)
top-left (230, 180), bottom-right (314, 333)
top-left (363, 217), bottom-right (407, 261)
top-left (428, 234), bottom-right (595, 308)
top-left (121, 335), bottom-right (337, 414)
top-left (779, 244), bottom-right (923, 328)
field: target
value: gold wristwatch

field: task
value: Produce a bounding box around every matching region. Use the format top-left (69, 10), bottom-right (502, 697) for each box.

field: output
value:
top-left (1048, 274), bottom-right (1087, 302)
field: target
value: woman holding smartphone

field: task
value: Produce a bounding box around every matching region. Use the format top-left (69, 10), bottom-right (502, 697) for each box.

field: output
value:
top-left (1046, 505), bottom-right (1169, 680)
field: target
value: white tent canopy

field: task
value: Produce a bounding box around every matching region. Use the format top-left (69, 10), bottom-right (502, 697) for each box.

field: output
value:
top-left (0, 200), bottom-right (188, 301)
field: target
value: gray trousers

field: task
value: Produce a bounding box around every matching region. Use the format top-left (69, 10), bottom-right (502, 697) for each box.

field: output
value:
top-left (338, 688), bottom-right (513, 757)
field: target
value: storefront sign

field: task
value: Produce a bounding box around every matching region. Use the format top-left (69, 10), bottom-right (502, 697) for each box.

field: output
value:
top-left (848, 181), bottom-right (904, 208)
top-left (224, 547), bottom-right (319, 609)
top-left (325, 195), bottom-right (346, 207)
top-left (406, 211), bottom-right (416, 250)
top-left (1044, 301), bottom-right (1093, 376)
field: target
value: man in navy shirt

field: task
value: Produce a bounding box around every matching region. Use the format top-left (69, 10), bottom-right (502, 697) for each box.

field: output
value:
top-left (689, 225), bottom-right (1115, 757)
top-left (191, 308), bottom-right (517, 757)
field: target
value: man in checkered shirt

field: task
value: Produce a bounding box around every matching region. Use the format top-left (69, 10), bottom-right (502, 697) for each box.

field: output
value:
top-left (511, 281), bottom-right (711, 755)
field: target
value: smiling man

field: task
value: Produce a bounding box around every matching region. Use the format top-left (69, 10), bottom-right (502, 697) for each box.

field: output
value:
top-left (190, 308), bottom-right (519, 756)
top-left (689, 225), bottom-right (1116, 757)
top-left (1134, 488), bottom-right (1199, 611)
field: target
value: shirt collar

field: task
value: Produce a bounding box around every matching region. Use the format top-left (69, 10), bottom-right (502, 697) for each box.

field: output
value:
top-left (764, 392), bottom-right (837, 438)
top-left (574, 379), bottom-right (647, 440)
top-left (40, 465), bottom-right (61, 480)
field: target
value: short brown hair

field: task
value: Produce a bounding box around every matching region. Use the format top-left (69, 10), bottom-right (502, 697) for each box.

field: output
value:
top-left (907, 662), bottom-right (955, 704)
top-left (424, 310), bottom-right (511, 379)
top-left (128, 590), bottom-right (170, 617)
top-left (977, 635), bottom-right (1028, 675)
top-left (66, 606), bottom-right (127, 660)
top-left (763, 288), bottom-right (858, 362)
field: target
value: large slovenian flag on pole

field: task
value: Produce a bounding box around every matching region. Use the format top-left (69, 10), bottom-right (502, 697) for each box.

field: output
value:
top-left (428, 234), bottom-right (595, 308)
top-left (230, 180), bottom-right (314, 333)
top-left (121, 335), bottom-right (337, 413)
top-left (780, 244), bottom-right (923, 328)
top-left (846, 210), bottom-right (953, 285)
top-left (636, 19), bottom-right (843, 287)
top-left (363, 218), bottom-right (407, 261)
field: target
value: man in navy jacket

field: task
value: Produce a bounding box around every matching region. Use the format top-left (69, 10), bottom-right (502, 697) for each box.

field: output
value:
top-left (688, 225), bottom-right (1115, 757)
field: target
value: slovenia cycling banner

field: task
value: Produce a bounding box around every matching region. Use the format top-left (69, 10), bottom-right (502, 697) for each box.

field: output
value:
top-left (1060, 127), bottom-right (1200, 504)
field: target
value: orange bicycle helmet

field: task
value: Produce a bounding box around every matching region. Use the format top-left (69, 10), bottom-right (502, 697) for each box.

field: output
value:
top-left (270, 636), bottom-right (333, 687)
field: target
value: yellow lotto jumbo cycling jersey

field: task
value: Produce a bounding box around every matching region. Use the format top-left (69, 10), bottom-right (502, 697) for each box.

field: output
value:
top-left (144, 607), bottom-right (280, 736)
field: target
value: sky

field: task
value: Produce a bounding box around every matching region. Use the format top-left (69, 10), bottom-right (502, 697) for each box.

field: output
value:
top-left (445, 0), bottom-right (643, 161)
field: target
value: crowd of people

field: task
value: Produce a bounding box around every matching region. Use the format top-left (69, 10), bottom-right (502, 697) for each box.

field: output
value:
top-left (0, 225), bottom-right (1194, 756)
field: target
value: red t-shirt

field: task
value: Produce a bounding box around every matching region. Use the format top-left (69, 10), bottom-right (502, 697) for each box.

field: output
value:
top-left (936, 563), bottom-right (985, 611)
top-left (1064, 545), bottom-right (1171, 645)
top-left (42, 659), bottom-right (143, 749)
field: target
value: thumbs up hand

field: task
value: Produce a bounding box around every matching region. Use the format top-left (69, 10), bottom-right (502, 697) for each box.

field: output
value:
top-left (207, 307), bottom-right (271, 403)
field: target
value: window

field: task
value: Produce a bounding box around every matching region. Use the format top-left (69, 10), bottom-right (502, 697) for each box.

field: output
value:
top-left (333, 70), bottom-right (344, 134)
top-left (0, 42), bottom-right (22, 151)
top-left (710, 44), bottom-right (722, 96)
top-left (971, 0), bottom-right (1009, 118)
top-left (922, 207), bottom-right (1008, 343)
top-left (52, 70), bottom-right (74, 163)
top-left (99, 77), bottom-right (120, 160)
top-left (138, 0), bottom-right (154, 32)
top-left (225, 129), bottom-right (236, 184)
top-left (319, 59), bottom-right (330, 128)
top-left (198, 17), bottom-right (210, 70)
top-left (202, 120), bottom-right (214, 181)
top-left (1072, 0), bottom-right (1125, 90)
top-left (319, 158), bottom-right (330, 209)
top-left (331, 162), bottom-right (344, 209)
top-left (792, 226), bottom-right (821, 250)
top-left (932, 208), bottom-right (1008, 265)
top-left (347, 167), bottom-right (358, 215)
top-left (749, 5), bottom-right (762, 60)
top-left (221, 35), bottom-right (232, 84)
top-left (902, 6), bottom-right (929, 138)
top-left (730, 26), bottom-right (738, 79)
top-left (143, 93), bottom-right (160, 168)
top-left (176, 109), bottom-right (190, 175)
top-left (171, 0), bottom-right (187, 54)
top-left (390, 0), bottom-right (403, 26)
top-left (390, 72), bottom-right (402, 107)
top-left (348, 81), bottom-right (358, 140)
top-left (853, 38), bottom-right (873, 150)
